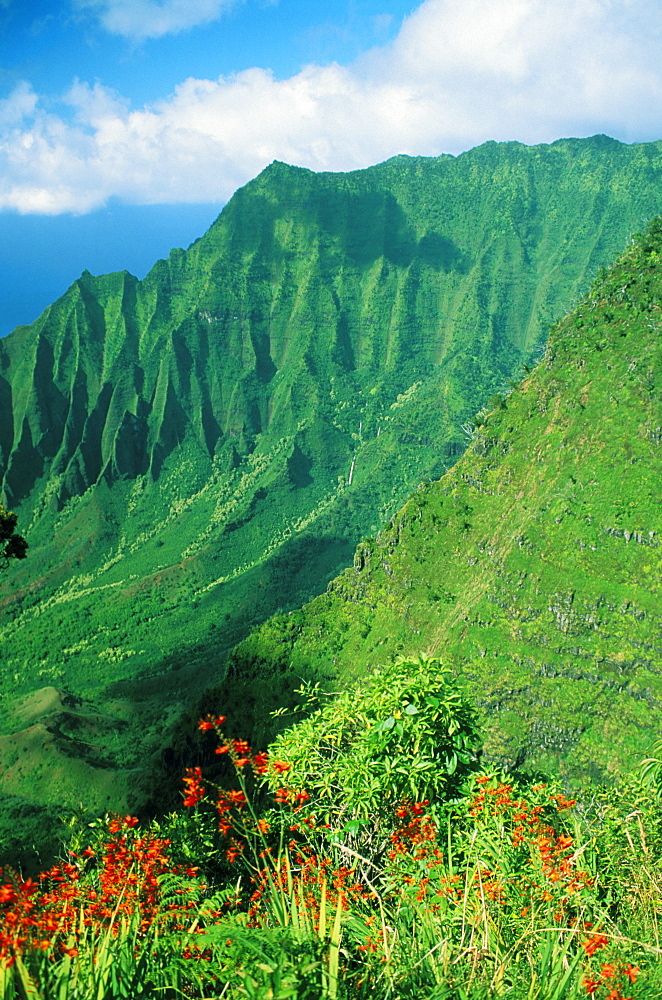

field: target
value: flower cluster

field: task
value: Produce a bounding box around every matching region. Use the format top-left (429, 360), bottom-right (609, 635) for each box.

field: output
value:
top-left (388, 800), bottom-right (442, 867)
top-left (189, 715), bottom-right (312, 862)
top-left (467, 776), bottom-right (593, 910)
top-left (583, 958), bottom-right (639, 998)
top-left (580, 930), bottom-right (640, 998)
top-left (4, 711), bottom-right (651, 999)
top-left (0, 817), bottom-right (199, 966)
top-left (247, 842), bottom-right (367, 930)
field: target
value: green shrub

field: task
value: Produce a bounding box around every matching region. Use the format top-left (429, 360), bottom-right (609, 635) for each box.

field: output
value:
top-left (268, 654), bottom-right (482, 842)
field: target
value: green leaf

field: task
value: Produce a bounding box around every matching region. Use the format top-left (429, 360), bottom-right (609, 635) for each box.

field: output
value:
top-left (342, 819), bottom-right (367, 836)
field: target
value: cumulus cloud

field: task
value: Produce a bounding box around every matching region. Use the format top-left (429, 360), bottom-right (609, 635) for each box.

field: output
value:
top-left (74, 0), bottom-right (240, 41)
top-left (3, 0), bottom-right (662, 214)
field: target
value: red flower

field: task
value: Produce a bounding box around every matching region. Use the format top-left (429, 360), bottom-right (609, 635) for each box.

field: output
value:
top-left (182, 767), bottom-right (205, 808)
top-left (227, 790), bottom-right (247, 808)
top-left (199, 714), bottom-right (227, 731)
top-left (623, 965), bottom-right (640, 983)
top-left (272, 760), bottom-right (291, 774)
top-left (582, 932), bottom-right (609, 956)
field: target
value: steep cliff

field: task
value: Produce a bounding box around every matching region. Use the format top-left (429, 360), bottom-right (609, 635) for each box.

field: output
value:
top-left (1, 136), bottom-right (662, 823)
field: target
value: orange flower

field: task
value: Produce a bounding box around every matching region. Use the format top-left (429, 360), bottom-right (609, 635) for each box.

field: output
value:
top-left (182, 767), bottom-right (205, 808)
top-left (582, 932), bottom-right (609, 956)
top-left (623, 964), bottom-right (640, 983)
top-left (600, 963), bottom-right (617, 979)
top-left (199, 714), bottom-right (226, 731)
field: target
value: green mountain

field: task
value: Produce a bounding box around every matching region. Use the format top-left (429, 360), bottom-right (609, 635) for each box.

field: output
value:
top-left (1, 136), bottom-right (662, 842)
top-left (228, 215), bottom-right (662, 787)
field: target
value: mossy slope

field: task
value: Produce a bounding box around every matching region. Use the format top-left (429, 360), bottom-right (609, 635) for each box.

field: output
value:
top-left (230, 218), bottom-right (662, 785)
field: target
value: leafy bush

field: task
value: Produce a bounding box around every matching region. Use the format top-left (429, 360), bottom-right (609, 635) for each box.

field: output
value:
top-left (0, 504), bottom-right (27, 566)
top-left (268, 654), bottom-right (482, 840)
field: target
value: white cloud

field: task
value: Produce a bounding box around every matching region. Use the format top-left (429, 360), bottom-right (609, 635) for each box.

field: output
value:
top-left (0, 82), bottom-right (38, 127)
top-left (3, 0), bottom-right (662, 214)
top-left (74, 0), bottom-right (240, 41)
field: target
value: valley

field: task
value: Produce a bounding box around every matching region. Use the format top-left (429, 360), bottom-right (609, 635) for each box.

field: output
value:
top-left (1, 135), bottom-right (662, 862)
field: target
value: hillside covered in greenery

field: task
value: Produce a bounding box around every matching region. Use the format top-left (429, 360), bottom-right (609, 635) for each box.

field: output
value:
top-left (1, 135), bottom-right (662, 850)
top-left (229, 215), bottom-right (662, 788)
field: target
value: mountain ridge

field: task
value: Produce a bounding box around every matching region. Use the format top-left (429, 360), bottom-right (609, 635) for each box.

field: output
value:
top-left (226, 215), bottom-right (662, 785)
top-left (1, 136), bottom-right (662, 846)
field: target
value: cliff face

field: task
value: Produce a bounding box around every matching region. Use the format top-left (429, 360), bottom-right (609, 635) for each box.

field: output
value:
top-left (230, 216), bottom-right (662, 787)
top-left (1, 136), bottom-right (662, 819)
top-left (5, 138), bottom-right (662, 510)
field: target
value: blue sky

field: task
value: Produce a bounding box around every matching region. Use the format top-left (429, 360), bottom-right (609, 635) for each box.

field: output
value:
top-left (2, 0), bottom-right (662, 335)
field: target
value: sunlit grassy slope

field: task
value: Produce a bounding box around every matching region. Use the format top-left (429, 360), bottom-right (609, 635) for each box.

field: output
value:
top-left (1, 136), bottom-right (662, 838)
top-left (227, 216), bottom-right (662, 787)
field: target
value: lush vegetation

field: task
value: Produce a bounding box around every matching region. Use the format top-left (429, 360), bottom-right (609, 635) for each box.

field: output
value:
top-left (0, 506), bottom-right (27, 566)
top-left (2, 137), bottom-right (662, 840)
top-left (1, 658), bottom-right (661, 999)
top-left (228, 211), bottom-right (662, 790)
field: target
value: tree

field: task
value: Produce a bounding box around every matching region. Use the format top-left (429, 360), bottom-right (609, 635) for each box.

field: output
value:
top-left (0, 503), bottom-right (28, 566)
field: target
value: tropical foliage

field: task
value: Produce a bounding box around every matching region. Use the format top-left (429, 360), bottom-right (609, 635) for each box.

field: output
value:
top-left (1, 674), bottom-right (661, 999)
top-left (2, 137), bottom-right (662, 839)
top-left (0, 505), bottom-right (27, 566)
